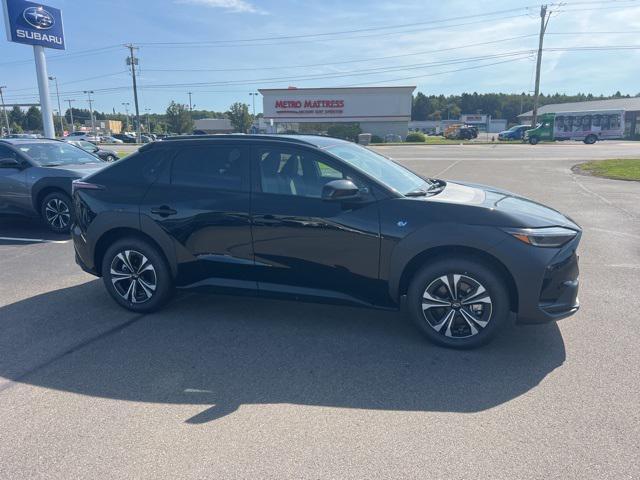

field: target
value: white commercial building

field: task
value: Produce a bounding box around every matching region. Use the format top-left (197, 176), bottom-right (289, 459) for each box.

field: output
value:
top-left (259, 86), bottom-right (415, 138)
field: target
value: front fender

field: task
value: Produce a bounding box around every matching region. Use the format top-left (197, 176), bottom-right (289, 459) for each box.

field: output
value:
top-left (385, 222), bottom-right (509, 301)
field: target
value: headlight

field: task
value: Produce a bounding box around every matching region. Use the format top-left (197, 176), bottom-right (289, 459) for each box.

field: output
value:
top-left (503, 227), bottom-right (578, 248)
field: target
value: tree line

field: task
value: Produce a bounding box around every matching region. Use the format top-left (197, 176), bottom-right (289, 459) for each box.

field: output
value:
top-left (411, 91), bottom-right (640, 125)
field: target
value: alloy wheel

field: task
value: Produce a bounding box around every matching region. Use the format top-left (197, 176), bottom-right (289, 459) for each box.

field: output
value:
top-left (421, 274), bottom-right (493, 339)
top-left (110, 250), bottom-right (157, 304)
top-left (45, 198), bottom-right (71, 230)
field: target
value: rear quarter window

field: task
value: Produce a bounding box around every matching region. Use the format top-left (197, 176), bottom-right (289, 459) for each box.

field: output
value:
top-left (89, 151), bottom-right (168, 186)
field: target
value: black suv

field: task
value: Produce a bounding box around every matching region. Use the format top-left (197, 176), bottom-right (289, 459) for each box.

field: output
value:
top-left (72, 135), bottom-right (581, 348)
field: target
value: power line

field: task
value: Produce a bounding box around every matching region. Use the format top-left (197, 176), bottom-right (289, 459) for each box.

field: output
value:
top-left (136, 6), bottom-right (533, 47)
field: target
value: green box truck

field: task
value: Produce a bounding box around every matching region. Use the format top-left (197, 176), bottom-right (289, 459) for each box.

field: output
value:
top-left (524, 110), bottom-right (625, 145)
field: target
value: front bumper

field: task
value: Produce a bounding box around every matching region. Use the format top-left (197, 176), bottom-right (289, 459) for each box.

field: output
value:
top-left (490, 231), bottom-right (581, 324)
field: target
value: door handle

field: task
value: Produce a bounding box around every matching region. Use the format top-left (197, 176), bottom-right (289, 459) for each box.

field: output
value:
top-left (150, 206), bottom-right (177, 217)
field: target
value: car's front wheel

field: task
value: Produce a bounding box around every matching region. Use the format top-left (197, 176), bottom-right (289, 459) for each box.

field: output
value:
top-left (102, 238), bottom-right (174, 313)
top-left (407, 258), bottom-right (510, 349)
top-left (41, 191), bottom-right (72, 233)
top-left (528, 136), bottom-right (539, 145)
top-left (105, 154), bottom-right (117, 162)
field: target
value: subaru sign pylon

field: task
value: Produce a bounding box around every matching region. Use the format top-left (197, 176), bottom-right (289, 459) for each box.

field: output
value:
top-left (2, 0), bottom-right (66, 138)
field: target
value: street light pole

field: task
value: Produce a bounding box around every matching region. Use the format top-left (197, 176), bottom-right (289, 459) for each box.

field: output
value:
top-left (249, 92), bottom-right (258, 116)
top-left (83, 90), bottom-right (95, 135)
top-left (48, 76), bottom-right (64, 136)
top-left (65, 99), bottom-right (76, 132)
top-left (145, 108), bottom-right (151, 133)
top-left (0, 86), bottom-right (11, 136)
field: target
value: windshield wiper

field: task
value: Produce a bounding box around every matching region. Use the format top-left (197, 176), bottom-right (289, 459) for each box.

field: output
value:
top-left (41, 163), bottom-right (62, 167)
top-left (405, 180), bottom-right (446, 197)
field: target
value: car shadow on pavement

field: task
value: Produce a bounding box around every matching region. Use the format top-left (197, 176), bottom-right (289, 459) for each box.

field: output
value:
top-left (0, 280), bottom-right (566, 423)
top-left (0, 215), bottom-right (69, 244)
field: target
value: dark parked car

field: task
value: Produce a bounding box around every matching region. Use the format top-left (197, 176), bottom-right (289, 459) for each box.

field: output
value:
top-left (0, 139), bottom-right (105, 233)
top-left (65, 140), bottom-right (119, 162)
top-left (72, 135), bottom-right (581, 348)
top-left (498, 125), bottom-right (531, 141)
top-left (112, 133), bottom-right (137, 144)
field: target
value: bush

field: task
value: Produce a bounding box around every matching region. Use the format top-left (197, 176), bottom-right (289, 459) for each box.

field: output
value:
top-left (405, 131), bottom-right (426, 142)
top-left (370, 135), bottom-right (384, 144)
top-left (327, 123), bottom-right (361, 141)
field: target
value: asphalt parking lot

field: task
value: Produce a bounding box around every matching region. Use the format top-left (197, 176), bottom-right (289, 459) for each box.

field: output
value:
top-left (1, 142), bottom-right (639, 479)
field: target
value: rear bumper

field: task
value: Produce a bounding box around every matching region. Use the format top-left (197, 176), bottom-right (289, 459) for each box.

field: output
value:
top-left (72, 223), bottom-right (99, 276)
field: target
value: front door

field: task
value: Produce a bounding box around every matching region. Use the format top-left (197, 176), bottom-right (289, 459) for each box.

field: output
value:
top-left (141, 143), bottom-right (254, 289)
top-left (250, 144), bottom-right (383, 305)
top-left (0, 145), bottom-right (29, 215)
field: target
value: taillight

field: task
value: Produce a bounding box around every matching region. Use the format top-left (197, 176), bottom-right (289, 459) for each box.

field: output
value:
top-left (72, 180), bottom-right (104, 195)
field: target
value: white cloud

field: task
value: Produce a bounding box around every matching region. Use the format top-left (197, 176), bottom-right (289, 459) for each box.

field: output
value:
top-left (176, 0), bottom-right (263, 14)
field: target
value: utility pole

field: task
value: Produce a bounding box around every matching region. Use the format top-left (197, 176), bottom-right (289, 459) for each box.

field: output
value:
top-left (83, 90), bottom-right (95, 135)
top-left (125, 44), bottom-right (142, 143)
top-left (532, 4), bottom-right (550, 128)
top-left (145, 108), bottom-right (151, 133)
top-left (48, 76), bottom-right (64, 136)
top-left (0, 86), bottom-right (10, 136)
top-left (122, 102), bottom-right (130, 131)
top-left (65, 99), bottom-right (76, 132)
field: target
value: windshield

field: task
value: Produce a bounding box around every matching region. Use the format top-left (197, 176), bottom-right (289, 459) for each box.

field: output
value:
top-left (18, 142), bottom-right (101, 166)
top-left (324, 143), bottom-right (429, 195)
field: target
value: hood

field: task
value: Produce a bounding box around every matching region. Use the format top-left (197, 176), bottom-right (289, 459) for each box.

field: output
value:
top-left (50, 162), bottom-right (106, 177)
top-left (425, 181), bottom-right (580, 230)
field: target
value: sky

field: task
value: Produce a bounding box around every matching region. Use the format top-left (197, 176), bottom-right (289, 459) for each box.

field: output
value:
top-left (1, 0), bottom-right (639, 115)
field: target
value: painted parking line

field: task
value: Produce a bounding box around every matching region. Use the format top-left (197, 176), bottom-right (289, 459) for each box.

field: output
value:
top-left (0, 236), bottom-right (70, 244)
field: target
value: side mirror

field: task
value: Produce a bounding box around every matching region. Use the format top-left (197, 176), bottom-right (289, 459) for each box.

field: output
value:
top-left (322, 179), bottom-right (360, 202)
top-left (0, 157), bottom-right (20, 169)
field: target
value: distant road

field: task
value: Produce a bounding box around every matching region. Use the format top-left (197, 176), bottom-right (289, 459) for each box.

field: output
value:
top-left (113, 140), bottom-right (639, 161)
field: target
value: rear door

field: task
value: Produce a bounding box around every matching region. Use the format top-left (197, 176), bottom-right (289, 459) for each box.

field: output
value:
top-left (249, 143), bottom-right (384, 305)
top-left (141, 142), bottom-right (254, 289)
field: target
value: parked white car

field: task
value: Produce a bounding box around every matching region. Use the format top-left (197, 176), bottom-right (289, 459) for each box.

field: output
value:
top-left (65, 131), bottom-right (100, 143)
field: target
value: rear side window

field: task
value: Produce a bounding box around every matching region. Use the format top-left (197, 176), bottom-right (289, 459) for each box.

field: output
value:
top-left (90, 151), bottom-right (167, 185)
top-left (171, 145), bottom-right (248, 191)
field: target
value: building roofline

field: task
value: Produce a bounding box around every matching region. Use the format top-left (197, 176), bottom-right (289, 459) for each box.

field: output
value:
top-left (258, 86), bottom-right (416, 93)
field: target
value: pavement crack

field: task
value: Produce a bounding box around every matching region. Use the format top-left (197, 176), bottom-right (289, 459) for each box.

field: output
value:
top-left (570, 172), bottom-right (638, 220)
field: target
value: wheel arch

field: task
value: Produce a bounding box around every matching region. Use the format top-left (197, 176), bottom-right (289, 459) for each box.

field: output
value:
top-left (34, 185), bottom-right (70, 213)
top-left (397, 245), bottom-right (519, 313)
top-left (93, 227), bottom-right (175, 278)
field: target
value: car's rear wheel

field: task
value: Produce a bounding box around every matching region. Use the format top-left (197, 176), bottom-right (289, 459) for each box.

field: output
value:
top-left (105, 154), bottom-right (117, 162)
top-left (529, 136), bottom-right (539, 145)
top-left (102, 238), bottom-right (173, 313)
top-left (407, 258), bottom-right (510, 349)
top-left (584, 134), bottom-right (597, 144)
top-left (41, 191), bottom-right (72, 234)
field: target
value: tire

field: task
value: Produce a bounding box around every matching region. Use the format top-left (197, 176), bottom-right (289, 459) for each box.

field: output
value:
top-left (40, 191), bottom-right (72, 234)
top-left (528, 136), bottom-right (539, 145)
top-left (101, 237), bottom-right (174, 313)
top-left (105, 155), bottom-right (117, 162)
top-left (407, 258), bottom-right (510, 349)
top-left (584, 134), bottom-right (597, 145)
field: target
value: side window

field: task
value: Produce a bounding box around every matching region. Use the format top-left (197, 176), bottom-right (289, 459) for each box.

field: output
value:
top-left (0, 145), bottom-right (18, 165)
top-left (258, 147), bottom-right (360, 198)
top-left (171, 145), bottom-right (248, 191)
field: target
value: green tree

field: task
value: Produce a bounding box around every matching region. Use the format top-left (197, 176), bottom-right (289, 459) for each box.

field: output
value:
top-left (166, 101), bottom-right (193, 134)
top-left (9, 106), bottom-right (25, 128)
top-left (226, 102), bottom-right (253, 133)
top-left (24, 106), bottom-right (42, 131)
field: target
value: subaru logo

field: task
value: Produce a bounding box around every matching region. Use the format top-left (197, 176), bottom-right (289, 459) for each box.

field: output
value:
top-left (23, 6), bottom-right (54, 30)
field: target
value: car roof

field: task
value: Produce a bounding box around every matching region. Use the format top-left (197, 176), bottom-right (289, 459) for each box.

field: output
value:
top-left (0, 138), bottom-right (62, 146)
top-left (144, 134), bottom-right (352, 151)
